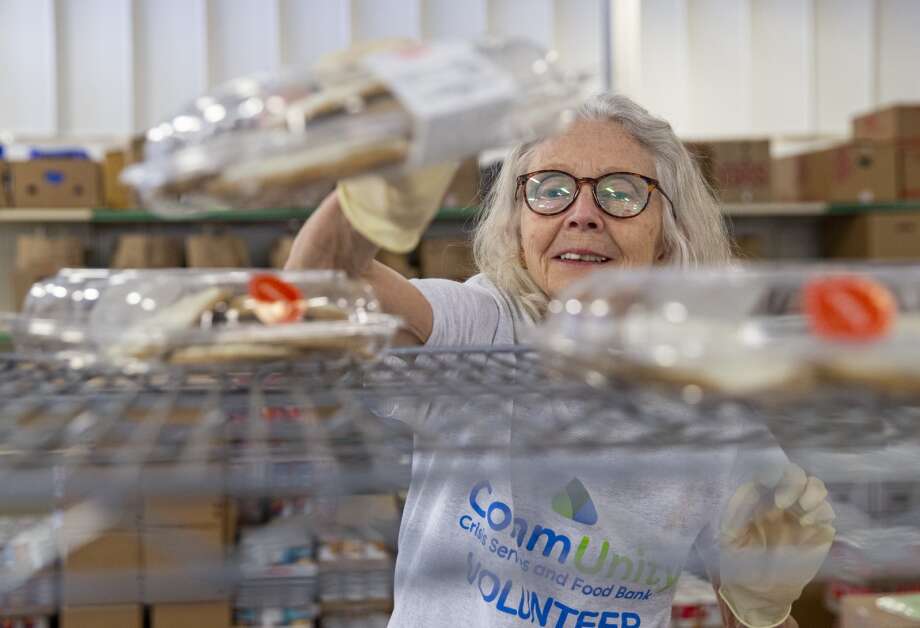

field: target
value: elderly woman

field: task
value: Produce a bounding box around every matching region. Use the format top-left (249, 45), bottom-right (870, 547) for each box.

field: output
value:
top-left (287, 94), bottom-right (832, 628)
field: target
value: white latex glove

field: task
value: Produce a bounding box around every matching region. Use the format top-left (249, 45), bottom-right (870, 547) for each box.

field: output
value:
top-left (337, 162), bottom-right (459, 253)
top-left (718, 463), bottom-right (836, 628)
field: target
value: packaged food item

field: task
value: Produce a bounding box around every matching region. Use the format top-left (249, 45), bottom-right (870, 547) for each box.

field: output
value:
top-left (234, 606), bottom-right (317, 626)
top-left (4, 270), bottom-right (400, 372)
top-left (536, 264), bottom-right (920, 399)
top-left (5, 268), bottom-right (175, 367)
top-left (670, 573), bottom-right (722, 627)
top-left (317, 537), bottom-right (393, 604)
top-left (85, 270), bottom-right (400, 370)
top-left (121, 38), bottom-right (585, 216)
top-left (321, 613), bottom-right (390, 628)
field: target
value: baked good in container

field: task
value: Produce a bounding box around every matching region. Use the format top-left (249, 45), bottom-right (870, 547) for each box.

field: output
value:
top-left (536, 265), bottom-right (920, 400)
top-left (87, 270), bottom-right (400, 370)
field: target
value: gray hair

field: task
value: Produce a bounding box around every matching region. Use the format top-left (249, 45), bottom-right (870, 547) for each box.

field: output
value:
top-left (472, 92), bottom-right (733, 320)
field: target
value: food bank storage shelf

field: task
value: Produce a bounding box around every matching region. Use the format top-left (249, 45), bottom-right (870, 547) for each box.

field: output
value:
top-left (1, 346), bottom-right (919, 461)
top-left (0, 346), bottom-right (918, 611)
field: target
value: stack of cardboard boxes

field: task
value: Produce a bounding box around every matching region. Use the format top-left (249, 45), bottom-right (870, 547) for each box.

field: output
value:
top-left (773, 105), bottom-right (920, 204)
top-left (57, 405), bottom-right (234, 628)
top-left (685, 139), bottom-right (772, 203)
top-left (826, 105), bottom-right (920, 259)
top-left (0, 139), bottom-right (140, 210)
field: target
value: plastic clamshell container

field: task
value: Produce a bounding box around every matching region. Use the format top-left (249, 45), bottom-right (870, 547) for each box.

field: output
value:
top-left (536, 263), bottom-right (920, 399)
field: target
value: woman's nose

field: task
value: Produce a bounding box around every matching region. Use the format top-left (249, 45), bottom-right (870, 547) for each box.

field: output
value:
top-left (565, 182), bottom-right (602, 230)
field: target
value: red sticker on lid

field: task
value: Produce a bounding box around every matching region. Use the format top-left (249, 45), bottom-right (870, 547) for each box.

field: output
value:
top-left (248, 274), bottom-right (304, 324)
top-left (803, 275), bottom-right (896, 342)
top-left (249, 274), bottom-right (302, 303)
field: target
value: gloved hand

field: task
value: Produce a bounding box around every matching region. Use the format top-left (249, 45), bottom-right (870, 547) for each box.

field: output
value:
top-left (718, 463), bottom-right (836, 628)
top-left (337, 162), bottom-right (459, 253)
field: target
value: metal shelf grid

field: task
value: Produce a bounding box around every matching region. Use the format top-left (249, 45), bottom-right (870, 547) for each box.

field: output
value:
top-left (1, 346), bottom-right (920, 476)
top-left (1, 345), bottom-right (919, 617)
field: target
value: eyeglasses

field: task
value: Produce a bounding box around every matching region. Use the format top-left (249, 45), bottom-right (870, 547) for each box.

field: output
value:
top-left (516, 169), bottom-right (672, 219)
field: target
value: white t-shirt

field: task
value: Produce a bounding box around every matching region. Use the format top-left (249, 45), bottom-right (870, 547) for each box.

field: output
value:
top-left (382, 274), bottom-right (786, 628)
top-left (413, 274), bottom-right (533, 346)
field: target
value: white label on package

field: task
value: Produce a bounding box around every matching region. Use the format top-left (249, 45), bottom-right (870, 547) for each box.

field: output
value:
top-left (364, 42), bottom-right (516, 166)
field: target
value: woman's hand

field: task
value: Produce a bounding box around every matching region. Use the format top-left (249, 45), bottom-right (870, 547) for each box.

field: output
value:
top-left (718, 463), bottom-right (835, 628)
top-left (283, 186), bottom-right (434, 346)
top-left (284, 189), bottom-right (380, 277)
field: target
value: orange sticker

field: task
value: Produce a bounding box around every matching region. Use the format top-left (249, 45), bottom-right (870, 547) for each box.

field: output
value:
top-left (803, 275), bottom-right (896, 342)
top-left (248, 274), bottom-right (303, 323)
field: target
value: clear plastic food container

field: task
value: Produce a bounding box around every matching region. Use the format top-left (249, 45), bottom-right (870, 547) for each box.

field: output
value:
top-left (6, 269), bottom-right (206, 366)
top-left (5, 270), bottom-right (401, 372)
top-left (536, 264), bottom-right (920, 399)
top-left (121, 38), bottom-right (586, 215)
top-left (93, 270), bottom-right (400, 370)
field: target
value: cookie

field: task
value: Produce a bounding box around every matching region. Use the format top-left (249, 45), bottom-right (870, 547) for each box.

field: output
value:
top-left (209, 137), bottom-right (409, 195)
top-left (168, 343), bottom-right (299, 365)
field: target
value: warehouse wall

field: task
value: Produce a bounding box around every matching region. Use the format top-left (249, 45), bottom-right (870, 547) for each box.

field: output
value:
top-left (0, 0), bottom-right (919, 139)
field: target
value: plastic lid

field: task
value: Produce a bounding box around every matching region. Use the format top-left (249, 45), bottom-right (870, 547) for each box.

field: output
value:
top-left (536, 263), bottom-right (920, 397)
top-left (121, 38), bottom-right (585, 216)
top-left (7, 269), bottom-right (400, 372)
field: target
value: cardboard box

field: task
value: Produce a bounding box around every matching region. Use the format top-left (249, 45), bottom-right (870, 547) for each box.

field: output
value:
top-left (0, 159), bottom-right (10, 207)
top-left (270, 235), bottom-right (294, 269)
top-left (443, 158), bottom-right (481, 208)
top-left (143, 525), bottom-right (227, 602)
top-left (419, 238), bottom-right (475, 281)
top-left (854, 104), bottom-right (920, 141)
top-left (771, 148), bottom-right (838, 202)
top-left (224, 499), bottom-right (238, 547)
top-left (111, 234), bottom-right (183, 268)
top-left (841, 593), bottom-right (920, 627)
top-left (733, 233), bottom-right (765, 259)
top-left (771, 154), bottom-right (805, 202)
top-left (186, 233), bottom-right (251, 267)
top-left (904, 144), bottom-right (920, 198)
top-left (61, 604), bottom-right (142, 628)
top-left (10, 159), bottom-right (102, 208)
top-left (824, 141), bottom-right (920, 202)
top-left (686, 140), bottom-right (771, 203)
top-left (826, 211), bottom-right (920, 260)
top-left (144, 493), bottom-right (225, 528)
top-left (151, 602), bottom-right (231, 628)
top-left (828, 142), bottom-right (899, 203)
top-left (10, 266), bottom-right (52, 311)
top-left (102, 149), bottom-right (136, 209)
top-left (62, 529), bottom-right (142, 604)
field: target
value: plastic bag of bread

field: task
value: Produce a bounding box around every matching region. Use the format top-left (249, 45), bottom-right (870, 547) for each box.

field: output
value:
top-left (85, 270), bottom-right (400, 371)
top-left (120, 38), bottom-right (586, 216)
top-left (535, 263), bottom-right (920, 399)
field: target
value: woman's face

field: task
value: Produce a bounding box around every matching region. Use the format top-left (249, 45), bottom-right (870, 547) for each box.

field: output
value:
top-left (519, 119), bottom-right (665, 298)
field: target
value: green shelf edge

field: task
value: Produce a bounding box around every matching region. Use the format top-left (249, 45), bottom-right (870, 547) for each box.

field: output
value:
top-left (92, 207), bottom-right (314, 222)
top-left (91, 206), bottom-right (481, 223)
top-left (827, 201), bottom-right (920, 215)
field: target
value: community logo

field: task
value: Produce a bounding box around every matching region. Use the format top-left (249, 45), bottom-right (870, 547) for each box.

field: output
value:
top-left (552, 478), bottom-right (598, 526)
